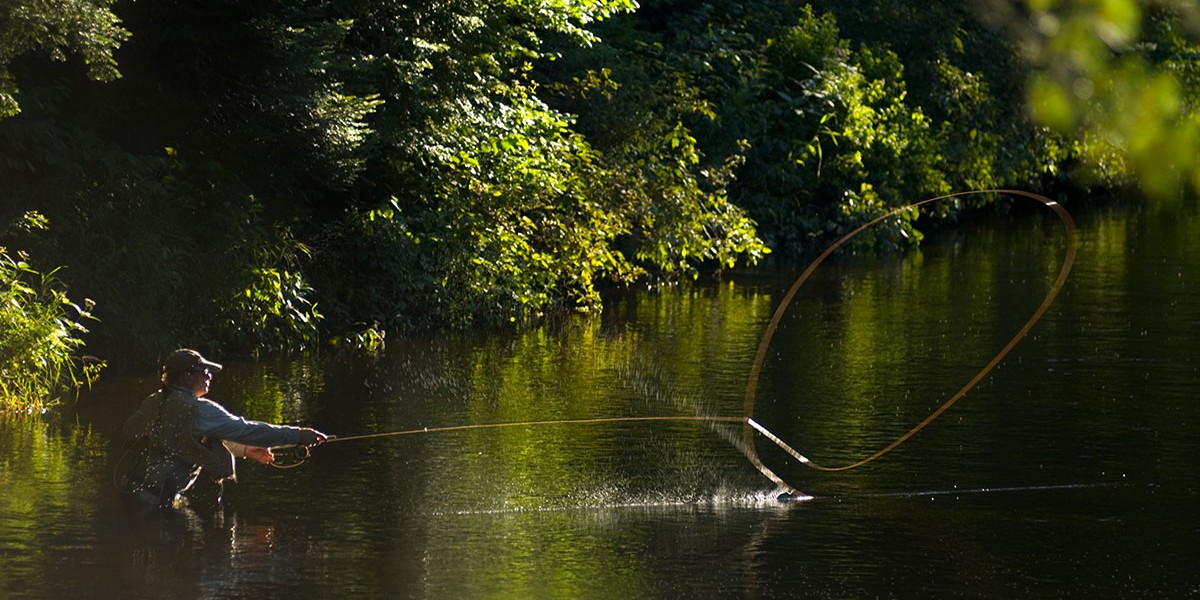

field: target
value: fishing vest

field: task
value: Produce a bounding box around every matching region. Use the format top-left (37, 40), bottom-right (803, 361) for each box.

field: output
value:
top-left (120, 386), bottom-right (235, 501)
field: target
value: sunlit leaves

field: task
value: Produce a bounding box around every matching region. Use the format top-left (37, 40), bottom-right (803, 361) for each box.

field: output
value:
top-left (507, 0), bottom-right (640, 44)
top-left (217, 221), bottom-right (323, 353)
top-left (615, 120), bottom-right (767, 277)
top-left (322, 0), bottom-right (765, 329)
top-left (0, 228), bottom-right (103, 412)
top-left (419, 92), bottom-right (631, 324)
top-left (647, 3), bottom-right (945, 254)
top-left (0, 0), bottom-right (128, 117)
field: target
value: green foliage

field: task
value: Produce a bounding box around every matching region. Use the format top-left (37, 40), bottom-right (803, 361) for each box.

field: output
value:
top-left (309, 200), bottom-right (432, 333)
top-left (6, 0), bottom-right (1200, 374)
top-left (330, 323), bottom-right (386, 353)
top-left (812, 0), bottom-right (1070, 187)
top-left (428, 95), bottom-right (609, 324)
top-left (993, 0), bottom-right (1200, 199)
top-left (101, 0), bottom-right (383, 204)
top-left (0, 101), bottom-right (326, 359)
top-left (554, 2), bottom-right (953, 256)
top-left (304, 0), bottom-right (765, 330)
top-left (0, 0), bottom-right (128, 117)
top-left (599, 119), bottom-right (768, 277)
top-left (0, 215), bottom-right (103, 412)
top-left (220, 228), bottom-right (322, 353)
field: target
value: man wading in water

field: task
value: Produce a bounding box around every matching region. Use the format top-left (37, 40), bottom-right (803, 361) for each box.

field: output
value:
top-left (117, 349), bottom-right (327, 508)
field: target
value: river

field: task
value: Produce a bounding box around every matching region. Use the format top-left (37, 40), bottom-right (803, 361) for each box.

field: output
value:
top-left (1, 198), bottom-right (1197, 598)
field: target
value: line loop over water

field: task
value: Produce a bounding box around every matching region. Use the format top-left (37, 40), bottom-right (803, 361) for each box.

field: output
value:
top-left (740, 189), bottom-right (1076, 477)
top-left (276, 190), bottom-right (1075, 495)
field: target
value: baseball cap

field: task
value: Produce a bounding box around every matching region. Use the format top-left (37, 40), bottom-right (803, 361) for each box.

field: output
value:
top-left (162, 348), bottom-right (223, 375)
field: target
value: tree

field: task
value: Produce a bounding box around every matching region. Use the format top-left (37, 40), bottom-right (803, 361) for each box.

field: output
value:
top-left (310, 0), bottom-right (765, 329)
top-left (544, 1), bottom-right (999, 257)
top-left (981, 0), bottom-right (1200, 200)
top-left (0, 0), bottom-right (127, 117)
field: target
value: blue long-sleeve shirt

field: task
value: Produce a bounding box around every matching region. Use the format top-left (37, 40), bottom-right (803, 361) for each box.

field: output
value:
top-left (192, 397), bottom-right (306, 448)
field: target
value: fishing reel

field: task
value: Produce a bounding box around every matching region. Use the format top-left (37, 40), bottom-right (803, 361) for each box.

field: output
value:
top-left (267, 444), bottom-right (316, 469)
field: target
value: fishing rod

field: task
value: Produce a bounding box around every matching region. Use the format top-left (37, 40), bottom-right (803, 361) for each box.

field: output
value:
top-left (269, 415), bottom-right (752, 467)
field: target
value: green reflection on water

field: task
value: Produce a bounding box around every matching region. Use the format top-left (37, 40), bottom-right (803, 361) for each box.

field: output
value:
top-left (218, 355), bottom-right (327, 426)
top-left (0, 417), bottom-right (107, 597)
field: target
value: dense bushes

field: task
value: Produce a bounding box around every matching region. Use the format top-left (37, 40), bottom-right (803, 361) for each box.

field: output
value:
top-left (545, 1), bottom-right (1076, 257)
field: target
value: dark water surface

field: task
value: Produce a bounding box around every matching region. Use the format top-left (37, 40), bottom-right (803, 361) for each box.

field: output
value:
top-left (2, 200), bottom-right (1198, 598)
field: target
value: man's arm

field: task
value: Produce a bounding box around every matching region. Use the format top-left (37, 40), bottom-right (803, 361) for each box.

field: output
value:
top-left (195, 399), bottom-right (306, 448)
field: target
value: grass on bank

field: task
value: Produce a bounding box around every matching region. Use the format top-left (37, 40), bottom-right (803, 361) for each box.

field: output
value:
top-left (0, 242), bottom-right (103, 413)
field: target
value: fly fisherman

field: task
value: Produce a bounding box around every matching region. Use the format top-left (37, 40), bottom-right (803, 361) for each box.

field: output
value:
top-left (117, 349), bottom-right (327, 508)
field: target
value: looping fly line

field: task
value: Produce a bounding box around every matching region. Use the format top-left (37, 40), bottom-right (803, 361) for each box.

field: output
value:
top-left (739, 189), bottom-right (1076, 476)
top-left (273, 190), bottom-right (1075, 494)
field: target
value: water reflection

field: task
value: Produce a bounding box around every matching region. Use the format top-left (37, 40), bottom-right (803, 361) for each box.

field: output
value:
top-left (2, 202), bottom-right (1199, 598)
